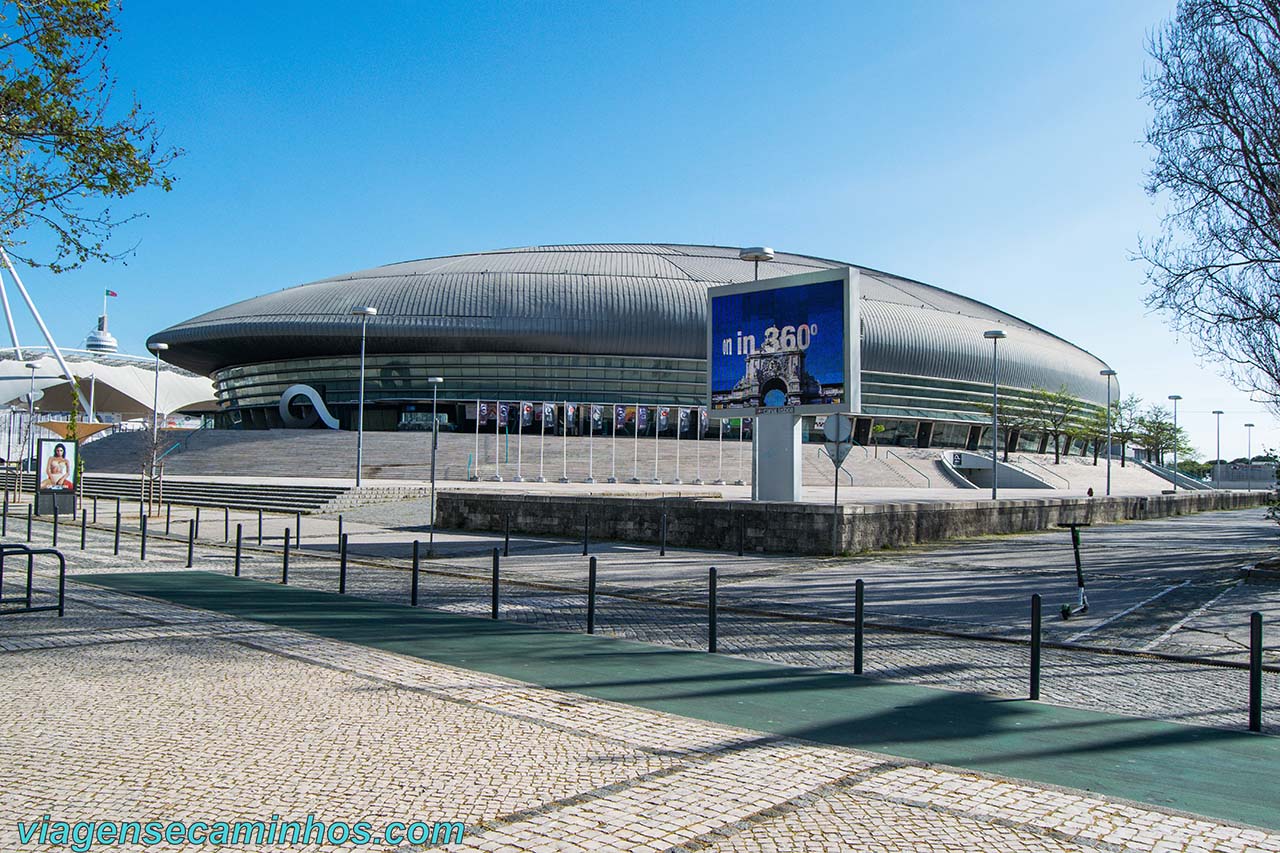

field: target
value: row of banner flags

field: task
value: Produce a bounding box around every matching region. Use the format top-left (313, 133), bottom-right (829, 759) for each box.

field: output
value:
top-left (475, 401), bottom-right (747, 434)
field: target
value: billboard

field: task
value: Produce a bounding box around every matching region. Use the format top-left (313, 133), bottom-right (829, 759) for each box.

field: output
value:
top-left (37, 438), bottom-right (78, 493)
top-left (707, 267), bottom-right (859, 417)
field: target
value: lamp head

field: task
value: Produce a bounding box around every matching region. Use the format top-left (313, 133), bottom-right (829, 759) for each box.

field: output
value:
top-left (23, 362), bottom-right (37, 370)
top-left (982, 330), bottom-right (1007, 340)
top-left (1100, 369), bottom-right (1117, 377)
top-left (149, 342), bottom-right (169, 352)
top-left (427, 376), bottom-right (444, 384)
top-left (1246, 422), bottom-right (1256, 428)
top-left (1168, 394), bottom-right (1182, 401)
top-left (1212, 409), bottom-right (1224, 415)
top-left (738, 247), bottom-right (775, 263)
top-left (350, 306), bottom-right (378, 317)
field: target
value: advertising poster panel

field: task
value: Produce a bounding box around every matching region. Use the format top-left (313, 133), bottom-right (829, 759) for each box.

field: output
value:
top-left (707, 267), bottom-right (859, 417)
top-left (37, 438), bottom-right (78, 493)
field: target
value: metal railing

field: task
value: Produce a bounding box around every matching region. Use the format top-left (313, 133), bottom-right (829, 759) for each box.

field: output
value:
top-left (0, 543), bottom-right (66, 617)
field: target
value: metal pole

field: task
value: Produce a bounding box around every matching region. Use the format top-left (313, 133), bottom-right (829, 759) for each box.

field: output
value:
top-left (515, 400), bottom-right (524, 481)
top-left (194, 505), bottom-right (200, 539)
top-left (491, 548), bottom-right (499, 620)
top-left (52, 500), bottom-right (58, 547)
top-left (165, 502), bottom-right (171, 535)
top-left (139, 513), bottom-right (146, 560)
top-left (234, 524), bottom-right (242, 576)
top-left (258, 508), bottom-right (263, 545)
top-left (587, 404), bottom-right (595, 483)
top-left (79, 510), bottom-right (85, 550)
top-left (708, 566), bottom-right (718, 653)
top-left (562, 401), bottom-right (570, 483)
top-left (356, 315), bottom-right (368, 488)
top-left (338, 514), bottom-right (344, 549)
top-left (1105, 374), bottom-right (1113, 496)
top-left (587, 556), bottom-right (597, 634)
top-left (224, 506), bottom-right (229, 542)
top-left (1250, 612), bottom-right (1263, 733)
top-left (1030, 593), bottom-right (1042, 700)
top-left (185, 519), bottom-right (193, 568)
top-left (429, 384), bottom-right (438, 554)
top-left (610, 405), bottom-right (617, 483)
top-left (633, 401), bottom-right (640, 482)
top-left (854, 578), bottom-right (864, 675)
top-left (295, 510), bottom-right (301, 543)
top-left (1171, 396), bottom-right (1179, 492)
top-left (991, 338), bottom-right (1000, 500)
top-left (339, 533), bottom-right (348, 593)
top-left (282, 529), bottom-right (290, 584)
top-left (504, 513), bottom-right (510, 557)
top-left (111, 506), bottom-right (118, 553)
top-left (411, 539), bottom-right (420, 606)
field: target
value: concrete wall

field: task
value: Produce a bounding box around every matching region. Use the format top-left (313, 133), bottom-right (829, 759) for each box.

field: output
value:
top-left (436, 489), bottom-right (1274, 556)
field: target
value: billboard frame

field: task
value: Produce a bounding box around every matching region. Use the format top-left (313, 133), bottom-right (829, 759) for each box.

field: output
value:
top-left (705, 266), bottom-right (860, 418)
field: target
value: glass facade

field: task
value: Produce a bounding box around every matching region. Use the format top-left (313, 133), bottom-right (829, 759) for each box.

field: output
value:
top-left (213, 353), bottom-right (1104, 452)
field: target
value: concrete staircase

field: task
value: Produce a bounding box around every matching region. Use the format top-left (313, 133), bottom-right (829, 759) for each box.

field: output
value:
top-left (0, 471), bottom-right (427, 513)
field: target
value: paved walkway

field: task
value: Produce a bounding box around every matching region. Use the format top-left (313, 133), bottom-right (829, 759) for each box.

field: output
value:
top-left (4, 580), bottom-right (1278, 852)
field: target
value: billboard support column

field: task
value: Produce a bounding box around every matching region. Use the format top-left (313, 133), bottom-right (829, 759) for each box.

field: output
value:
top-left (754, 414), bottom-right (802, 501)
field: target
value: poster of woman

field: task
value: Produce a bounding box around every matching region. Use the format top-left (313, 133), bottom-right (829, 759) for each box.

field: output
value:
top-left (38, 439), bottom-right (77, 492)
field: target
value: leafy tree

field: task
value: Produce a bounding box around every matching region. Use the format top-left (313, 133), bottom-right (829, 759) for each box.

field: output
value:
top-left (1, 1), bottom-right (181, 271)
top-left (1077, 403), bottom-right (1115, 466)
top-left (1137, 405), bottom-right (1197, 466)
top-left (1111, 394), bottom-right (1143, 468)
top-left (975, 397), bottom-right (1037, 462)
top-left (1028, 385), bottom-right (1080, 464)
top-left (1142, 0), bottom-right (1280, 417)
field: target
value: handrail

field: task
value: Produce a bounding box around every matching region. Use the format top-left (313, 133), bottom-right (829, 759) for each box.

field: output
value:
top-left (814, 446), bottom-right (855, 485)
top-left (1013, 454), bottom-right (1070, 488)
top-left (887, 450), bottom-right (931, 487)
top-left (156, 421), bottom-right (211, 465)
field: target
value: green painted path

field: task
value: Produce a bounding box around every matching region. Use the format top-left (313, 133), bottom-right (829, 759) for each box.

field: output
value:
top-left (79, 571), bottom-right (1280, 831)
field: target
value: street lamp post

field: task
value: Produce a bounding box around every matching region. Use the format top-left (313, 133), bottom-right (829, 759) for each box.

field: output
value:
top-left (351, 306), bottom-right (378, 488)
top-left (22, 362), bottom-right (36, 496)
top-left (1168, 395), bottom-right (1182, 493)
top-left (1245, 422), bottom-right (1256, 492)
top-left (983, 330), bottom-right (1007, 500)
top-left (1101, 369), bottom-right (1117, 496)
top-left (426, 376), bottom-right (444, 555)
top-left (148, 343), bottom-right (170, 514)
top-left (1212, 410), bottom-right (1224, 487)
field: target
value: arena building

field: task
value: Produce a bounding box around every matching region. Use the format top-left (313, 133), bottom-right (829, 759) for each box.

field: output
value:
top-left (148, 244), bottom-right (1113, 452)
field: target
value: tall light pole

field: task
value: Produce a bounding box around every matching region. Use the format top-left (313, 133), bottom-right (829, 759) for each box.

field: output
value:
top-left (1101, 369), bottom-right (1117, 496)
top-left (983, 330), bottom-right (1007, 500)
top-left (351, 306), bottom-right (378, 488)
top-left (149, 343), bottom-right (169, 513)
top-left (427, 376), bottom-right (444, 555)
top-left (1245, 422), bottom-right (1256, 491)
top-left (1212, 410), bottom-right (1224, 487)
top-left (1168, 394), bottom-right (1182, 492)
top-left (23, 361), bottom-right (37, 494)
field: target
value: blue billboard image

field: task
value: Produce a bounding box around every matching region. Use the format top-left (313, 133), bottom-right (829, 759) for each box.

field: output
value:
top-left (709, 277), bottom-right (847, 412)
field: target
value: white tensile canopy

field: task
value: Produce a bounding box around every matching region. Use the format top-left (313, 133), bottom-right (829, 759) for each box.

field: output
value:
top-left (0, 350), bottom-right (216, 419)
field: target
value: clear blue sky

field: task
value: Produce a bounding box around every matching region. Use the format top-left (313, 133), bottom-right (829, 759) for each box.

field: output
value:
top-left (9, 0), bottom-right (1272, 459)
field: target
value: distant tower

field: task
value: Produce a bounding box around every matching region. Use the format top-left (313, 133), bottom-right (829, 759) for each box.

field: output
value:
top-left (85, 290), bottom-right (118, 353)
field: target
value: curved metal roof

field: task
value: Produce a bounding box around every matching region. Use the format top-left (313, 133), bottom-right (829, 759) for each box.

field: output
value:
top-left (149, 244), bottom-right (1112, 404)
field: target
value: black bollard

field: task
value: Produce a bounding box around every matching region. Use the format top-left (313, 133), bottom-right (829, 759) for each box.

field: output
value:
top-left (194, 506), bottom-right (201, 539)
top-left (411, 540), bottom-right (420, 606)
top-left (339, 533), bottom-right (348, 594)
top-left (587, 556), bottom-right (597, 634)
top-left (185, 519), bottom-right (194, 568)
top-left (26, 503), bottom-right (32, 543)
top-left (114, 497), bottom-right (120, 529)
top-left (224, 506), bottom-right (230, 542)
top-left (1030, 593), bottom-right (1042, 701)
top-left (234, 524), bottom-right (242, 577)
top-left (504, 513), bottom-right (510, 557)
top-left (258, 508), bottom-right (263, 545)
top-left (165, 502), bottom-right (171, 535)
top-left (337, 514), bottom-right (344, 550)
top-left (708, 566), bottom-right (718, 653)
top-left (582, 512), bottom-right (589, 557)
top-left (1250, 612), bottom-right (1263, 733)
top-left (296, 511), bottom-right (302, 543)
top-left (93, 496), bottom-right (98, 523)
top-left (660, 512), bottom-right (667, 557)
top-left (491, 548), bottom-right (500, 620)
top-left (52, 501), bottom-right (58, 547)
top-left (140, 514), bottom-right (147, 560)
top-left (112, 508), bottom-right (119, 555)
top-left (2, 489), bottom-right (7, 536)
top-left (79, 511), bottom-right (86, 550)
top-left (854, 578), bottom-right (865, 675)
top-left (282, 528), bottom-right (290, 584)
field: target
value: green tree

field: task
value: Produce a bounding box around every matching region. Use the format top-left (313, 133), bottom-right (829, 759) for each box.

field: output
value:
top-left (1077, 403), bottom-right (1114, 466)
top-left (1137, 405), bottom-right (1196, 466)
top-left (1111, 394), bottom-right (1143, 467)
top-left (1028, 385), bottom-right (1080, 464)
top-left (1, 1), bottom-right (181, 271)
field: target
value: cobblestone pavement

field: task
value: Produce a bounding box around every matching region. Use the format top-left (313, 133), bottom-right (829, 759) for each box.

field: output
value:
top-left (6, 512), bottom-right (1277, 736)
top-left (3, 576), bottom-right (1278, 851)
